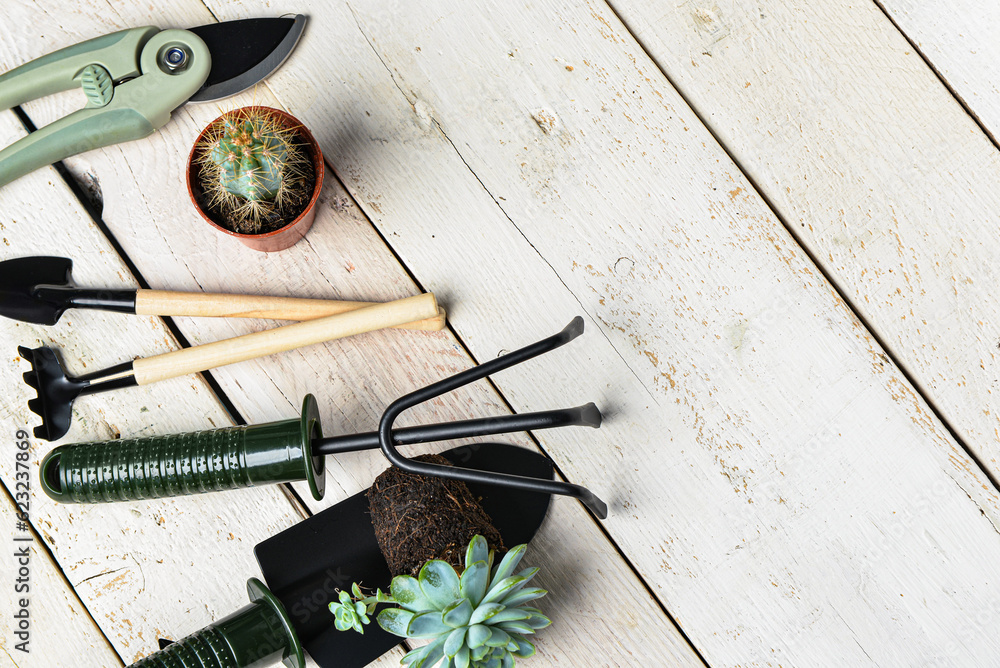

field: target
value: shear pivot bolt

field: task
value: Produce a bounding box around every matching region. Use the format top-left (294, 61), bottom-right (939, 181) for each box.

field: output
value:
top-left (163, 47), bottom-right (189, 71)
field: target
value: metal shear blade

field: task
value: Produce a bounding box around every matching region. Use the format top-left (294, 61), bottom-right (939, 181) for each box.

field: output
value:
top-left (189, 15), bottom-right (306, 102)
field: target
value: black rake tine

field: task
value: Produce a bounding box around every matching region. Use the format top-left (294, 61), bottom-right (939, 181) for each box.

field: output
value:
top-left (16, 344), bottom-right (138, 441)
top-left (378, 317), bottom-right (609, 519)
top-left (19, 348), bottom-right (52, 438)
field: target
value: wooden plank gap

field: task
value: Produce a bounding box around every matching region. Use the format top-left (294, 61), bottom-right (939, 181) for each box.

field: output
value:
top-left (250, 33), bottom-right (709, 662)
top-left (277, 481), bottom-right (314, 519)
top-left (0, 477), bottom-right (125, 666)
top-left (871, 0), bottom-right (1000, 151)
top-left (599, 0), bottom-right (1000, 502)
top-left (10, 105), bottom-right (252, 432)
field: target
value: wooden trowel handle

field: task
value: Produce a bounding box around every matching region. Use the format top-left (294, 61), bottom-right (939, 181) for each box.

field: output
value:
top-left (132, 293), bottom-right (439, 386)
top-left (135, 289), bottom-right (446, 332)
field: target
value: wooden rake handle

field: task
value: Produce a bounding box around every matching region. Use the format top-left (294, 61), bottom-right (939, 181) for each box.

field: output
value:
top-left (131, 293), bottom-right (439, 385)
top-left (135, 289), bottom-right (446, 331)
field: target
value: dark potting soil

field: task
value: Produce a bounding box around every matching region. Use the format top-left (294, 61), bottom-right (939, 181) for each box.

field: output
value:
top-left (368, 454), bottom-right (505, 577)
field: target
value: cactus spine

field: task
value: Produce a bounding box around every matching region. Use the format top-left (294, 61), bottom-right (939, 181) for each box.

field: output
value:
top-left (195, 107), bottom-right (311, 234)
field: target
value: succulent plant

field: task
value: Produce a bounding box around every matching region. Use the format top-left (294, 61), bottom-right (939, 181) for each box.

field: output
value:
top-left (332, 582), bottom-right (392, 634)
top-left (329, 535), bottom-right (550, 668)
top-left (194, 107), bottom-right (311, 233)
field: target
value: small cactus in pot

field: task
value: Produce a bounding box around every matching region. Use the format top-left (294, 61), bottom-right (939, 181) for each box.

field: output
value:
top-left (188, 106), bottom-right (324, 251)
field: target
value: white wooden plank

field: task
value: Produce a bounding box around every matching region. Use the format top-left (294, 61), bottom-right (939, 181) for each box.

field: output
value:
top-left (1, 3), bottom-right (700, 666)
top-left (876, 0), bottom-right (1000, 142)
top-left (0, 111), bottom-right (381, 668)
top-left (172, 0), bottom-right (1000, 665)
top-left (0, 485), bottom-right (123, 667)
top-left (605, 0), bottom-right (1000, 477)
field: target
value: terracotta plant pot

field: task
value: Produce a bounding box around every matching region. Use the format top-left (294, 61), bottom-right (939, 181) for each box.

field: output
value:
top-left (187, 106), bottom-right (324, 252)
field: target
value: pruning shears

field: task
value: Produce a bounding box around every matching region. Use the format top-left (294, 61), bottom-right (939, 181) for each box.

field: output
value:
top-left (0, 15), bottom-right (306, 187)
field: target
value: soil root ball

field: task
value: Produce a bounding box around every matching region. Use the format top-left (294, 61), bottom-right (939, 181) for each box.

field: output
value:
top-left (368, 454), bottom-right (505, 577)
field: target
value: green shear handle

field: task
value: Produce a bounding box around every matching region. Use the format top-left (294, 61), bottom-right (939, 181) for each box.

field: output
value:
top-left (0, 26), bottom-right (211, 187)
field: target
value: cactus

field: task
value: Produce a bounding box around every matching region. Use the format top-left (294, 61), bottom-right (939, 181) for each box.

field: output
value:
top-left (194, 107), bottom-right (312, 234)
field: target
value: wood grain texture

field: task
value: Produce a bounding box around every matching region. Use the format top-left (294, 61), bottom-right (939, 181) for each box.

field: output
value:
top-left (131, 293), bottom-right (438, 384)
top-left (876, 0), bottom-right (1000, 142)
top-left (136, 290), bottom-right (447, 331)
top-left (174, 0), bottom-right (1000, 665)
top-left (8, 0), bottom-right (1000, 666)
top-left (0, 112), bottom-right (405, 668)
top-left (1, 3), bottom-right (702, 666)
top-left (606, 0), bottom-right (1000, 478)
top-left (0, 486), bottom-right (123, 667)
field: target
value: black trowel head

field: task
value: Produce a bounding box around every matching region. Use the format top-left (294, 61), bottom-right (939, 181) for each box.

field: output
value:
top-left (0, 256), bottom-right (73, 325)
top-left (255, 442), bottom-right (554, 668)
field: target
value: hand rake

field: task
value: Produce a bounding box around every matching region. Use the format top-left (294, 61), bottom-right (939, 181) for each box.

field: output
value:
top-left (20, 293), bottom-right (439, 441)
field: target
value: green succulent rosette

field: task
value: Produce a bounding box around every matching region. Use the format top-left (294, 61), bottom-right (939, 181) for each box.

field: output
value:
top-left (330, 535), bottom-right (550, 668)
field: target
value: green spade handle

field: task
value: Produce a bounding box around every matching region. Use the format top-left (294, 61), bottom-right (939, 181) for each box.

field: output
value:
top-left (0, 27), bottom-right (210, 187)
top-left (39, 396), bottom-right (324, 504)
top-left (128, 578), bottom-right (305, 668)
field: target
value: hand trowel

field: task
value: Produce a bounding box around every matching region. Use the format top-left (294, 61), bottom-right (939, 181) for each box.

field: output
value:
top-left (129, 443), bottom-right (554, 668)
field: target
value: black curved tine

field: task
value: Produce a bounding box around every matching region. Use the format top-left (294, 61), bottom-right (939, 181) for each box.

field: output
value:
top-left (316, 403), bottom-right (601, 455)
top-left (378, 317), bottom-right (609, 519)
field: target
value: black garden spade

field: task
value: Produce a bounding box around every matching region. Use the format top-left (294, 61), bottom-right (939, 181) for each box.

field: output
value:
top-left (262, 442), bottom-right (554, 668)
top-left (128, 443), bottom-right (553, 668)
top-left (0, 256), bottom-right (446, 328)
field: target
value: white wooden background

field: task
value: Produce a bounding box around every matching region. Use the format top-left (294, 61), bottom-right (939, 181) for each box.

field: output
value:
top-left (0, 1), bottom-right (998, 666)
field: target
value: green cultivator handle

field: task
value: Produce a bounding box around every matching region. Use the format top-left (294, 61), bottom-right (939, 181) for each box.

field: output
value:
top-left (38, 319), bottom-right (609, 512)
top-left (129, 578), bottom-right (305, 668)
top-left (40, 395), bottom-right (325, 504)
